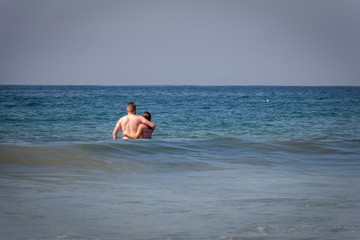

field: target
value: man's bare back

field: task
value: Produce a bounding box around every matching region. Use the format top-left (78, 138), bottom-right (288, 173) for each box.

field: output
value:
top-left (118, 114), bottom-right (152, 139)
top-left (112, 102), bottom-right (155, 140)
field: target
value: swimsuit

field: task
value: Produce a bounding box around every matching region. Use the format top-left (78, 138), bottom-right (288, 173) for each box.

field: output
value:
top-left (140, 124), bottom-right (153, 139)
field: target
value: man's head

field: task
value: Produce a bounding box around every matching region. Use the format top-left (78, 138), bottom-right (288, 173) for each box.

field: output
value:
top-left (126, 102), bottom-right (136, 114)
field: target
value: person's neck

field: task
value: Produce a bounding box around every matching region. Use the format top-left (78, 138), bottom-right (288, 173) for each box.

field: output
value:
top-left (127, 112), bottom-right (136, 115)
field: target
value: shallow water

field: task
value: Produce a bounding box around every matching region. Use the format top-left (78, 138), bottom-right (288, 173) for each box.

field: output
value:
top-left (1, 86), bottom-right (360, 239)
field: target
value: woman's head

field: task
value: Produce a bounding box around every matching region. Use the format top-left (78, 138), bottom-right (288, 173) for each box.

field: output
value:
top-left (143, 112), bottom-right (151, 121)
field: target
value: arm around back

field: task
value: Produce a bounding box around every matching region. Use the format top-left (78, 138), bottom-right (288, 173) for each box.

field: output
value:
top-left (140, 116), bottom-right (155, 130)
top-left (123, 124), bottom-right (145, 139)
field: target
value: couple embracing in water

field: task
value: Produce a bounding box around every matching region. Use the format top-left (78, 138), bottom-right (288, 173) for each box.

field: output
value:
top-left (112, 102), bottom-right (155, 140)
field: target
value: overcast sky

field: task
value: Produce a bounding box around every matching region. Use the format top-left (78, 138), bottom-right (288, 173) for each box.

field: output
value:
top-left (1, 0), bottom-right (359, 86)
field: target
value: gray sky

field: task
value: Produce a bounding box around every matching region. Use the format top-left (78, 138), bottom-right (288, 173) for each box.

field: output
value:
top-left (1, 0), bottom-right (359, 86)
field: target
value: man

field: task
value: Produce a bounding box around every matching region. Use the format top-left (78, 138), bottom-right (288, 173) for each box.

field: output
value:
top-left (112, 102), bottom-right (155, 140)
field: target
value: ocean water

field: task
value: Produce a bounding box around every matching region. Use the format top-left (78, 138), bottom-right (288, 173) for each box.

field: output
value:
top-left (1, 85), bottom-right (360, 240)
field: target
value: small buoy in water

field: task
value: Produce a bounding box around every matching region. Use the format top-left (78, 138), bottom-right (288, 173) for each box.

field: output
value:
top-left (266, 99), bottom-right (271, 102)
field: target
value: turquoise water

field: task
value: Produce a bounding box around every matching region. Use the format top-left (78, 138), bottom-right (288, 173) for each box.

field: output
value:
top-left (1, 86), bottom-right (360, 239)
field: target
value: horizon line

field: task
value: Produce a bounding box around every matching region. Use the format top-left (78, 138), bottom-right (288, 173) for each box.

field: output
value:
top-left (0, 84), bottom-right (359, 87)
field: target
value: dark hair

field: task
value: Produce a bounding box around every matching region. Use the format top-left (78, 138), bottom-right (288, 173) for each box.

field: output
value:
top-left (143, 112), bottom-right (151, 121)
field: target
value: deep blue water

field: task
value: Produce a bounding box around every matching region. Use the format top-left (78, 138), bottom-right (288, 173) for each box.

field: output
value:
top-left (1, 86), bottom-right (360, 239)
top-left (1, 85), bottom-right (359, 142)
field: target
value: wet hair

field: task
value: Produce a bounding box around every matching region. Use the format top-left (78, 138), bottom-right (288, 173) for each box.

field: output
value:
top-left (127, 102), bottom-right (136, 113)
top-left (142, 112), bottom-right (151, 121)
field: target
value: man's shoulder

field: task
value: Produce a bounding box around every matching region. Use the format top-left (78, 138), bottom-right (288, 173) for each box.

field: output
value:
top-left (128, 114), bottom-right (143, 120)
top-left (135, 115), bottom-right (145, 119)
top-left (121, 114), bottom-right (142, 121)
top-left (119, 115), bottom-right (129, 121)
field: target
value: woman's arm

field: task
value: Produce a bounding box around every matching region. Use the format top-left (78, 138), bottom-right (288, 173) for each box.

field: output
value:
top-left (123, 124), bottom-right (144, 139)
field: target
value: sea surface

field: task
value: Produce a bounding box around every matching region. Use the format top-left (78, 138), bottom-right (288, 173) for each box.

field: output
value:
top-left (1, 85), bottom-right (360, 240)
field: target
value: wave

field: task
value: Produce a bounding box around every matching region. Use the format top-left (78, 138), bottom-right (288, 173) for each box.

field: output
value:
top-left (1, 137), bottom-right (359, 173)
top-left (0, 140), bottom-right (229, 173)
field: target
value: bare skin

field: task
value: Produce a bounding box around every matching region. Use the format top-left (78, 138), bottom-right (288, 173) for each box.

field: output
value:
top-left (112, 112), bottom-right (155, 140)
top-left (123, 123), bottom-right (153, 139)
